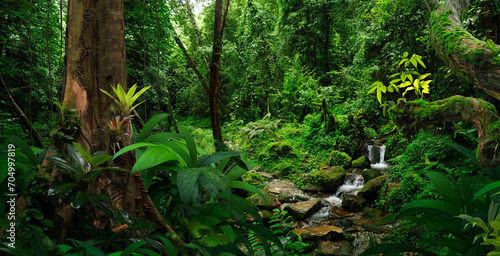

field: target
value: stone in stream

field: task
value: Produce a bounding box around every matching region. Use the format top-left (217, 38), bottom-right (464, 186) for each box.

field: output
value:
top-left (357, 174), bottom-right (392, 202)
top-left (361, 168), bottom-right (381, 182)
top-left (265, 179), bottom-right (310, 203)
top-left (341, 194), bottom-right (366, 212)
top-left (351, 155), bottom-right (369, 168)
top-left (309, 166), bottom-right (346, 192)
top-left (283, 198), bottom-right (323, 219)
top-left (329, 205), bottom-right (353, 219)
top-left (293, 225), bottom-right (343, 239)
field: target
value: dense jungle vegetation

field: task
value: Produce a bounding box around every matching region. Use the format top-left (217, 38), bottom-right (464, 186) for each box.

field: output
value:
top-left (3, 0), bottom-right (500, 255)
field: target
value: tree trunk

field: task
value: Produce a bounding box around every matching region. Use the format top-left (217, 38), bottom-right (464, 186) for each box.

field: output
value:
top-left (392, 96), bottom-right (500, 169)
top-left (209, 0), bottom-right (230, 151)
top-left (52, 0), bottom-right (169, 239)
top-left (424, 0), bottom-right (500, 100)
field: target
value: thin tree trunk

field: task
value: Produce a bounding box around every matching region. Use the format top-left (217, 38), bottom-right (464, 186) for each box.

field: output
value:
top-left (209, 0), bottom-right (230, 151)
top-left (183, 0), bottom-right (210, 69)
top-left (1, 77), bottom-right (43, 148)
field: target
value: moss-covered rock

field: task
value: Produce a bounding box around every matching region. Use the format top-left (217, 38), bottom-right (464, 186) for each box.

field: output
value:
top-left (361, 169), bottom-right (381, 182)
top-left (269, 141), bottom-right (296, 157)
top-left (358, 174), bottom-right (392, 202)
top-left (328, 151), bottom-right (352, 168)
top-left (309, 166), bottom-right (346, 192)
top-left (352, 156), bottom-right (369, 168)
top-left (284, 198), bottom-right (323, 219)
top-left (247, 189), bottom-right (277, 210)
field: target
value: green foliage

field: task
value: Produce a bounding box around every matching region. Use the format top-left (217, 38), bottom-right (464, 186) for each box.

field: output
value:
top-left (114, 114), bottom-right (282, 255)
top-left (51, 102), bottom-right (83, 151)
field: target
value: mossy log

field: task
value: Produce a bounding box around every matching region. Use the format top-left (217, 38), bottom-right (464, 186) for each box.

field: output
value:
top-left (424, 0), bottom-right (500, 100)
top-left (391, 96), bottom-right (500, 169)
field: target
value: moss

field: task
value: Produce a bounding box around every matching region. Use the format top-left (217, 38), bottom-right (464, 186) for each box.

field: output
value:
top-left (328, 150), bottom-right (352, 168)
top-left (309, 166), bottom-right (346, 192)
top-left (269, 141), bottom-right (296, 157)
top-left (352, 155), bottom-right (369, 168)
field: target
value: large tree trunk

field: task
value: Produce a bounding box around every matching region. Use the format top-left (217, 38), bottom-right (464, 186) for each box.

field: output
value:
top-left (392, 96), bottom-right (500, 169)
top-left (424, 0), bottom-right (500, 100)
top-left (52, 0), bottom-right (168, 239)
top-left (209, 0), bottom-right (230, 151)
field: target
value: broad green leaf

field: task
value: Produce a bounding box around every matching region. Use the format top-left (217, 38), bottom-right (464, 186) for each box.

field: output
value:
top-left (410, 57), bottom-right (418, 68)
top-left (377, 88), bottom-right (382, 104)
top-left (187, 221), bottom-right (211, 238)
top-left (46, 156), bottom-right (81, 179)
top-left (179, 125), bottom-right (198, 167)
top-left (132, 146), bottom-right (178, 173)
top-left (72, 142), bottom-right (92, 164)
top-left (67, 145), bottom-right (86, 175)
top-left (199, 167), bottom-right (231, 196)
top-left (157, 140), bottom-right (190, 166)
top-left (177, 168), bottom-right (201, 206)
top-left (403, 52), bottom-right (409, 58)
top-left (419, 73), bottom-right (431, 80)
top-left (426, 172), bottom-right (462, 212)
top-left (87, 196), bottom-right (116, 220)
top-left (473, 180), bottom-right (500, 201)
top-left (196, 151), bottom-right (247, 167)
top-left (199, 232), bottom-right (231, 247)
top-left (115, 207), bottom-right (132, 225)
top-left (80, 170), bottom-right (101, 182)
top-left (113, 142), bottom-right (157, 160)
top-left (380, 84), bottom-right (387, 93)
top-left (136, 114), bottom-right (169, 142)
top-left (90, 155), bottom-right (112, 167)
top-left (143, 133), bottom-right (184, 143)
top-left (0, 247), bottom-right (34, 256)
top-left (229, 180), bottom-right (265, 199)
top-left (69, 190), bottom-right (87, 209)
top-left (28, 229), bottom-right (48, 256)
top-left (159, 236), bottom-right (178, 256)
top-left (69, 239), bottom-right (106, 256)
top-left (48, 182), bottom-right (77, 196)
top-left (87, 193), bottom-right (112, 201)
top-left (398, 199), bottom-right (459, 217)
top-left (367, 85), bottom-right (378, 94)
top-left (416, 57), bottom-right (427, 68)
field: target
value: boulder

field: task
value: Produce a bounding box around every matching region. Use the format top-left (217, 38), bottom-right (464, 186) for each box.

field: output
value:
top-left (352, 155), bottom-right (369, 168)
top-left (247, 189), bottom-right (277, 210)
top-left (265, 179), bottom-right (309, 203)
top-left (269, 141), bottom-right (296, 157)
top-left (334, 219), bottom-right (353, 230)
top-left (361, 168), bottom-right (382, 182)
top-left (329, 205), bottom-right (353, 219)
top-left (358, 174), bottom-right (391, 202)
top-left (328, 151), bottom-right (352, 168)
top-left (293, 225), bottom-right (343, 239)
top-left (309, 166), bottom-right (346, 192)
top-left (283, 198), bottom-right (323, 220)
top-left (341, 194), bottom-right (366, 212)
top-left (361, 207), bottom-right (384, 220)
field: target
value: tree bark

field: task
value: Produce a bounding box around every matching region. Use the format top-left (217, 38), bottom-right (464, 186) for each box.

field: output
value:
top-left (424, 0), bottom-right (500, 100)
top-left (392, 96), bottom-right (500, 169)
top-left (209, 0), bottom-right (230, 151)
top-left (51, 0), bottom-right (171, 240)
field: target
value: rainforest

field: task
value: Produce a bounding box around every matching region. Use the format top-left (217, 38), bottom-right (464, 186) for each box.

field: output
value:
top-left (2, 0), bottom-right (500, 255)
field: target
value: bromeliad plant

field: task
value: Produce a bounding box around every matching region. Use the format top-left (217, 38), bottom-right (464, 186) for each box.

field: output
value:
top-left (100, 83), bottom-right (151, 116)
top-left (112, 114), bottom-right (284, 255)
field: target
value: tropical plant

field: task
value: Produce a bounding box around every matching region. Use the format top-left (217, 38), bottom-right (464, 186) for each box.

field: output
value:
top-left (50, 102), bottom-right (84, 151)
top-left (100, 83), bottom-right (151, 116)
top-left (113, 114), bottom-right (284, 255)
top-left (45, 142), bottom-right (117, 210)
top-left (368, 52), bottom-right (432, 116)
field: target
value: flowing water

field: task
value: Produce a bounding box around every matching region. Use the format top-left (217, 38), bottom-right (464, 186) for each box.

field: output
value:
top-left (367, 144), bottom-right (389, 169)
top-left (306, 174), bottom-right (365, 225)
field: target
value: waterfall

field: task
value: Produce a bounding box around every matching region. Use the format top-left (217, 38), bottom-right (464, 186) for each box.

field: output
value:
top-left (367, 144), bottom-right (389, 169)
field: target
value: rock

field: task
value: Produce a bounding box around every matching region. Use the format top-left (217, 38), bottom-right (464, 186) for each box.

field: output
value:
top-left (247, 189), bottom-right (278, 210)
top-left (362, 207), bottom-right (384, 220)
top-left (334, 219), bottom-right (353, 230)
top-left (341, 194), bottom-right (366, 212)
top-left (352, 155), bottom-right (369, 168)
top-left (265, 179), bottom-right (309, 203)
top-left (379, 182), bottom-right (402, 211)
top-left (361, 169), bottom-right (381, 182)
top-left (328, 151), bottom-right (352, 168)
top-left (284, 198), bottom-right (323, 219)
top-left (329, 206), bottom-right (353, 219)
top-left (309, 166), bottom-right (346, 192)
top-left (293, 225), bottom-right (343, 239)
top-left (362, 223), bottom-right (390, 234)
top-left (358, 174), bottom-right (391, 202)
top-left (316, 241), bottom-right (338, 256)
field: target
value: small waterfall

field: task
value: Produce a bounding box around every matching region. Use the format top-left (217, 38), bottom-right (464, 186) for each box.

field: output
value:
top-left (367, 144), bottom-right (389, 169)
top-left (325, 175), bottom-right (365, 206)
top-left (305, 174), bottom-right (365, 226)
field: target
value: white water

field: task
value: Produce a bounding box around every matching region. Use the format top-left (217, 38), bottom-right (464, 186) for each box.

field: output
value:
top-left (325, 175), bottom-right (365, 206)
top-left (305, 175), bottom-right (365, 225)
top-left (368, 144), bottom-right (389, 169)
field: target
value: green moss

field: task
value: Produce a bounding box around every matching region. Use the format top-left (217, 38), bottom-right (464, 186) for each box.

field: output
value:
top-left (269, 141), bottom-right (296, 157)
top-left (352, 155), bottom-right (369, 168)
top-left (328, 150), bottom-right (352, 167)
top-left (309, 166), bottom-right (346, 191)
